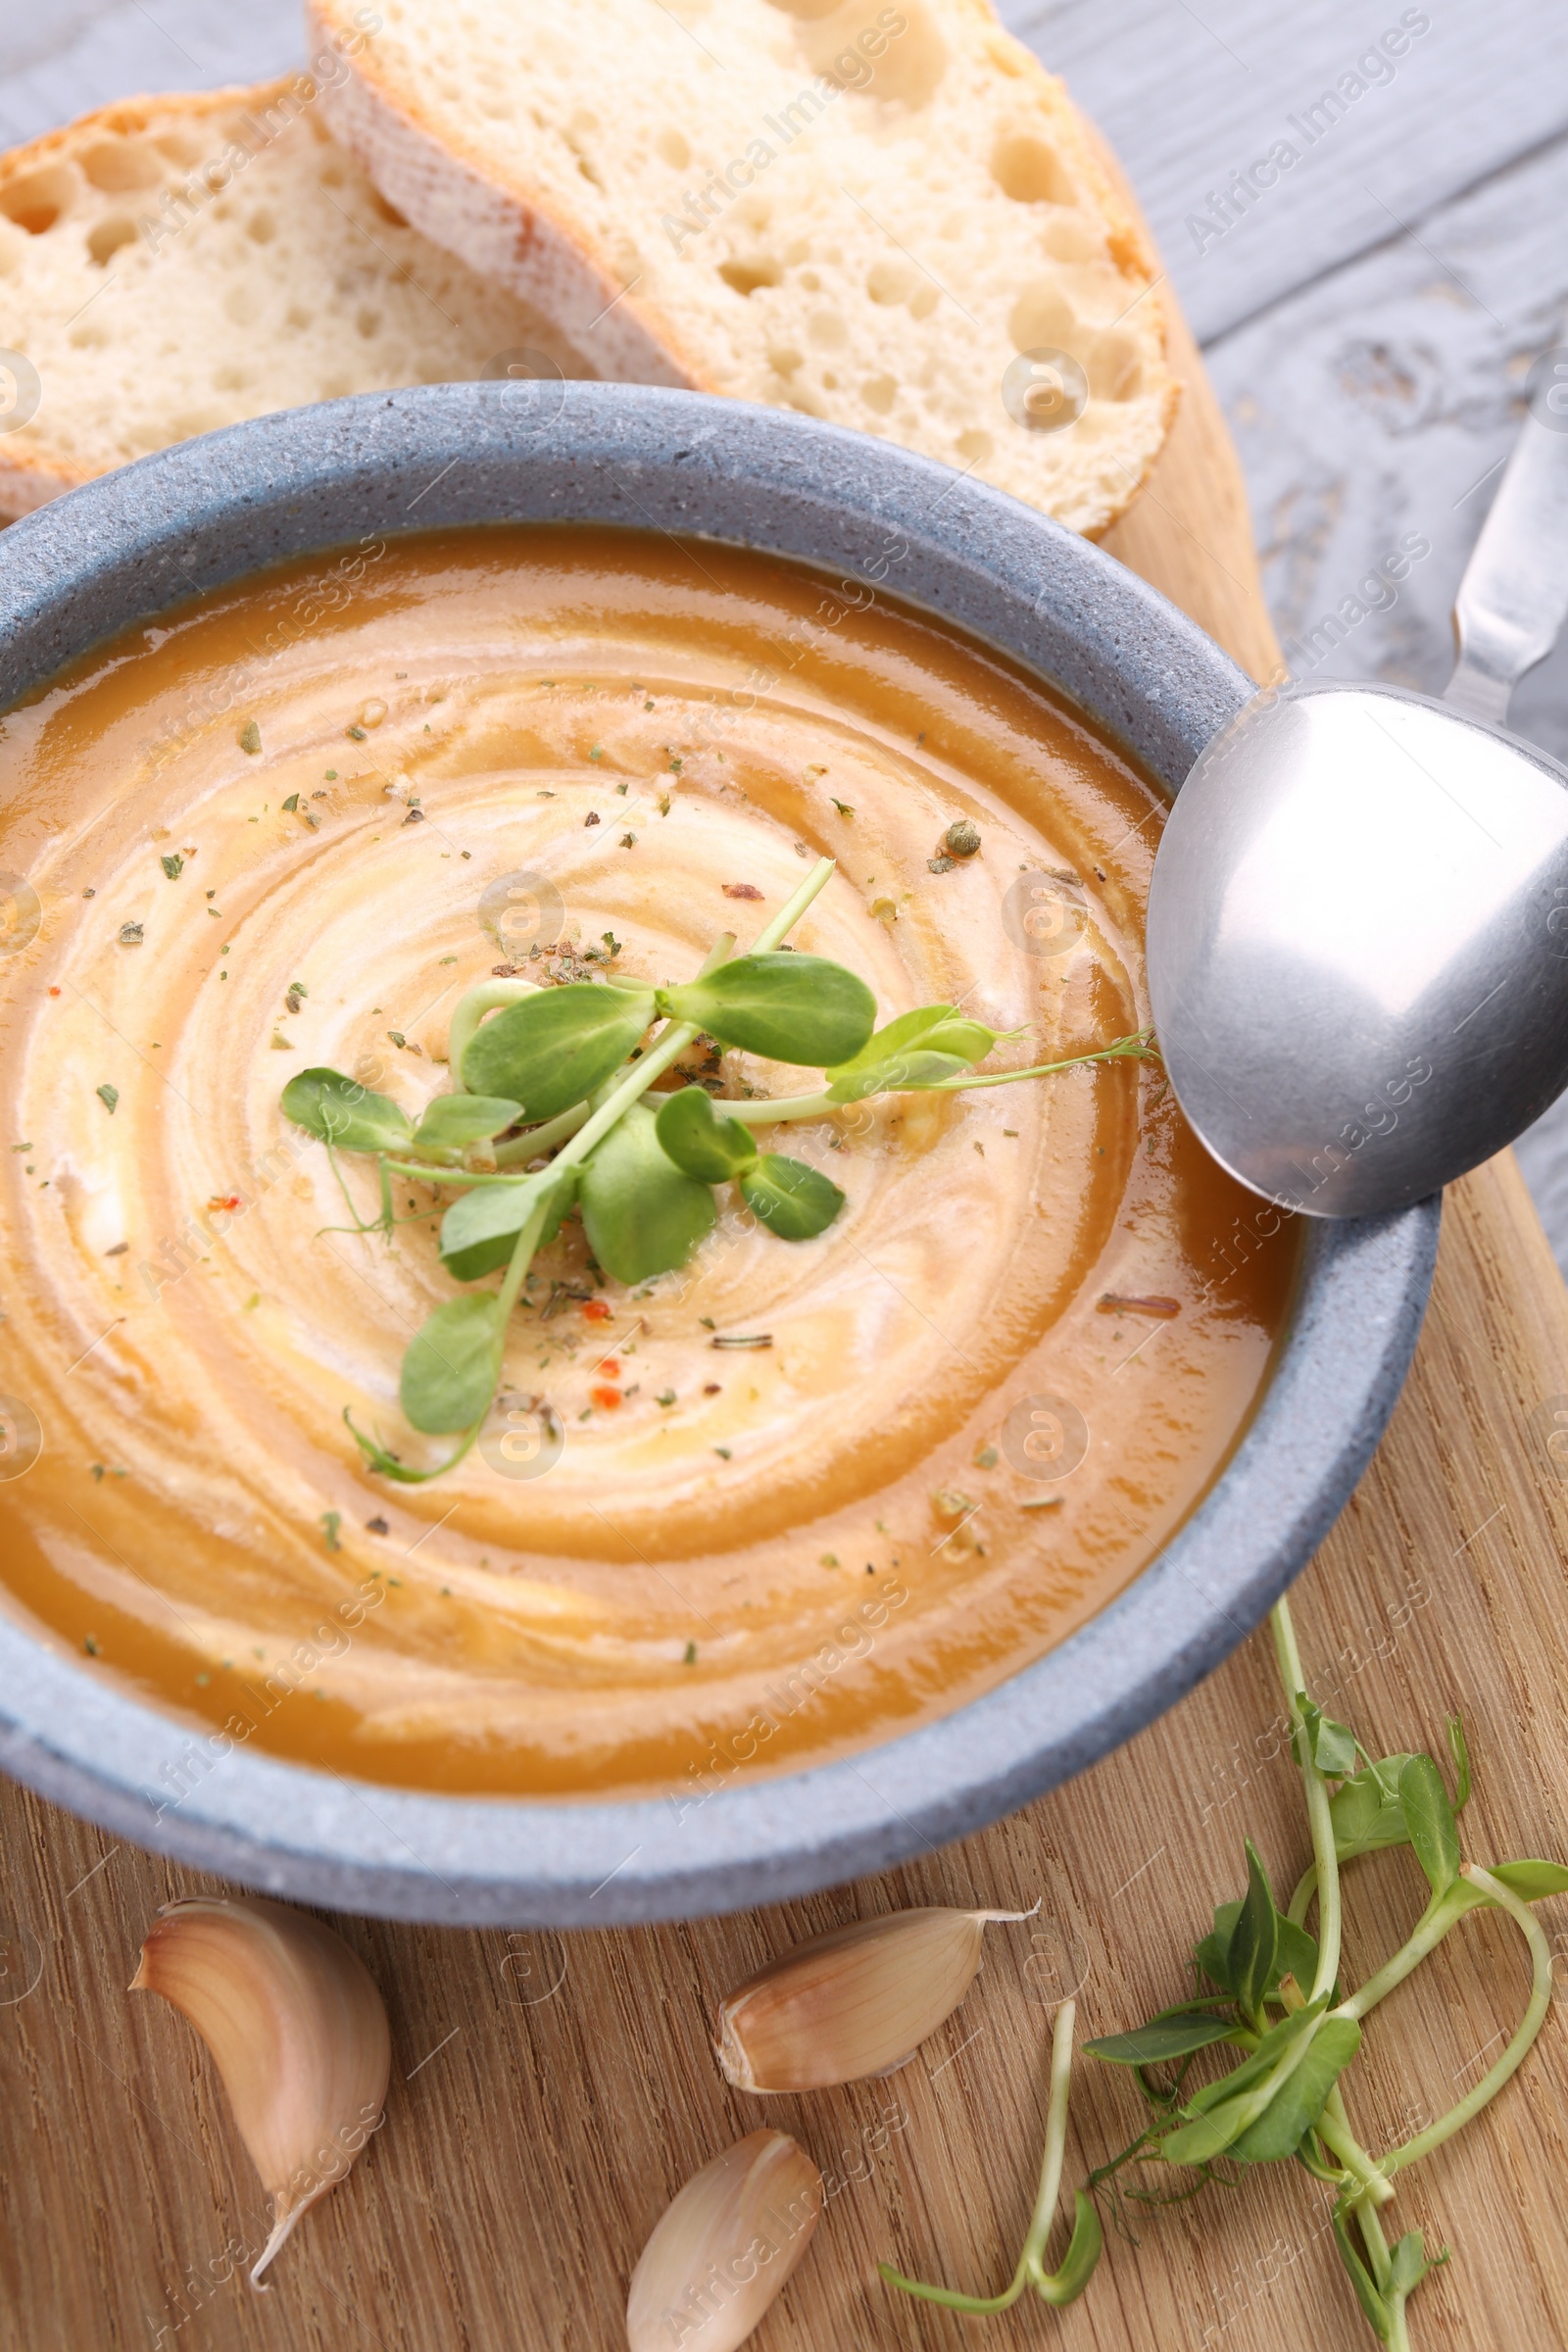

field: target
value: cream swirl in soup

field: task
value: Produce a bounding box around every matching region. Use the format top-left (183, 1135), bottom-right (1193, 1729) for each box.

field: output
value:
top-left (0, 529), bottom-right (1297, 1796)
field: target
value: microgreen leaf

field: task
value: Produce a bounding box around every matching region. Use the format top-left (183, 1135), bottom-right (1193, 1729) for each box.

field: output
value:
top-left (1330, 1756), bottom-right (1417, 1859)
top-left (1226, 2014), bottom-right (1360, 2163)
top-left (1160, 1999), bottom-right (1327, 2164)
top-left (281, 1066), bottom-right (413, 1153)
top-left (1294, 1696), bottom-right (1357, 1779)
top-left (1461, 1858), bottom-right (1568, 1905)
top-left (1439, 1853), bottom-right (1568, 1929)
top-left (1156, 2096), bottom-right (1251, 2169)
top-left (578, 1103), bottom-right (716, 1284)
top-left (439, 1168), bottom-right (575, 1282)
top-left (1084, 2012), bottom-right (1244, 2067)
top-left (460, 981), bottom-right (656, 1119)
top-left (1271, 1915), bottom-right (1320, 1996)
top-left (824, 1004), bottom-right (1012, 1101)
top-left (411, 1094), bottom-right (522, 1156)
top-left (1387, 2231), bottom-right (1441, 2298)
top-left (399, 1294), bottom-right (504, 1434)
top-left (1399, 1753), bottom-right (1461, 1896)
top-left (1194, 1898), bottom-right (1316, 2000)
top-left (1448, 1711), bottom-right (1471, 1810)
top-left (1178, 1996), bottom-right (1324, 2121)
top-left (655, 1086), bottom-right (759, 1181)
top-left (659, 953), bottom-right (875, 1065)
top-left (739, 1152), bottom-right (846, 1240)
top-left (1333, 2207), bottom-right (1392, 2340)
top-left (1194, 1900), bottom-right (1241, 1992)
top-left (1229, 1839), bottom-right (1280, 2020)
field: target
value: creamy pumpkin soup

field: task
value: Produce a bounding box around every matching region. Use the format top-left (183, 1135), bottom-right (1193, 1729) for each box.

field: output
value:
top-left (0, 528), bottom-right (1296, 1797)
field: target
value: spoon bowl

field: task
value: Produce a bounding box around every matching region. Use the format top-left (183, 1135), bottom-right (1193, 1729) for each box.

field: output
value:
top-left (1149, 377), bottom-right (1568, 1218)
top-left (1149, 680), bottom-right (1568, 1217)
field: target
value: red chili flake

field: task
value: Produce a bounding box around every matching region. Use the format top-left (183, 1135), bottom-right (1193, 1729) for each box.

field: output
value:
top-left (48, 986), bottom-right (62, 997)
top-left (208, 1195), bottom-right (242, 1214)
top-left (596, 1358), bottom-right (621, 1381)
top-left (590, 1384), bottom-right (622, 1411)
top-left (582, 1298), bottom-right (612, 1323)
top-left (1097, 1293), bottom-right (1182, 1319)
top-left (703, 1382), bottom-right (721, 1396)
top-left (721, 883), bottom-right (763, 901)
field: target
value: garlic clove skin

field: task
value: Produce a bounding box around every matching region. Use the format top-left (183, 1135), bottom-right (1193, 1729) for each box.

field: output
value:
top-left (626, 2130), bottom-right (821, 2352)
top-left (130, 1894), bottom-right (390, 2289)
top-left (716, 1905), bottom-right (1033, 2092)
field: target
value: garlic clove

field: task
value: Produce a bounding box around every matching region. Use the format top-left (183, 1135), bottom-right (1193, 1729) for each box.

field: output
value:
top-left (130, 1894), bottom-right (390, 2288)
top-left (716, 1904), bottom-right (1034, 2091)
top-left (626, 2129), bottom-right (821, 2352)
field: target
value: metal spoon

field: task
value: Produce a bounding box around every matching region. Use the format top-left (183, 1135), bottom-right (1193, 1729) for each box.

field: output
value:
top-left (1147, 367), bottom-right (1568, 1218)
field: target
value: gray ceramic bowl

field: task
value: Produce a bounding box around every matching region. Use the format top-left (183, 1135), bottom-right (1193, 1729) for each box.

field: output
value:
top-left (0, 385), bottom-right (1438, 1924)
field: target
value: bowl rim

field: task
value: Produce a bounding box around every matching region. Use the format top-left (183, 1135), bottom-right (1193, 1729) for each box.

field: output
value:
top-left (0, 382), bottom-right (1439, 1924)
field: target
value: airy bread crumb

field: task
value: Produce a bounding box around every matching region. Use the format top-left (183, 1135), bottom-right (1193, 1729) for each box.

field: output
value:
top-left (0, 78), bottom-right (589, 519)
top-left (308, 0), bottom-right (1177, 535)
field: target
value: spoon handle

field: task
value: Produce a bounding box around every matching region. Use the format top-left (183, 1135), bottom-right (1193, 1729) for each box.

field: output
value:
top-left (1446, 368), bottom-right (1568, 726)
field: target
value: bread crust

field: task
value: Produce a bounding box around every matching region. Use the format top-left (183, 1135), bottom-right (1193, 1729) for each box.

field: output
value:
top-left (306, 6), bottom-right (701, 387)
top-left (308, 0), bottom-right (1177, 534)
top-left (968, 11), bottom-right (1179, 532)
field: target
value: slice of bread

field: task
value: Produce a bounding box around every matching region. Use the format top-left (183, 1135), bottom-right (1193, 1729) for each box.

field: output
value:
top-left (307, 0), bottom-right (1177, 536)
top-left (0, 78), bottom-right (588, 520)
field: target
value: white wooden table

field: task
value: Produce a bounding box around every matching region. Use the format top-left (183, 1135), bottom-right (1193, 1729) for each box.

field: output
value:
top-left (7, 0), bottom-right (1568, 1242)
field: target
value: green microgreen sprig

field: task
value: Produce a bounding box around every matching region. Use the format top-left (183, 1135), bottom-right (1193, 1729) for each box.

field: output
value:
top-left (879, 2001), bottom-right (1102, 2313)
top-left (279, 858), bottom-right (1156, 1478)
top-left (879, 1592), bottom-right (1565, 2351)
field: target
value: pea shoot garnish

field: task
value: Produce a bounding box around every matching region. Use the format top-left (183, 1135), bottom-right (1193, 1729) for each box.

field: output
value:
top-left (880, 1592), bottom-right (1566, 2352)
top-left (279, 858), bottom-right (1153, 1481)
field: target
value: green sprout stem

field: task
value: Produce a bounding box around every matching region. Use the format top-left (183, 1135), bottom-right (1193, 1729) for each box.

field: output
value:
top-left (924, 1029), bottom-right (1156, 1089)
top-left (342, 1410), bottom-right (483, 1485)
top-left (495, 1186), bottom-right (556, 1324)
top-left (1376, 1864), bottom-right (1552, 2181)
top-left (1316, 2082), bottom-right (1396, 2210)
top-left (879, 2000), bottom-right (1099, 2312)
top-left (491, 1100), bottom-right (593, 1163)
top-left (1388, 2287), bottom-right (1415, 2352)
top-left (446, 976), bottom-right (539, 1078)
top-left (1338, 1889), bottom-right (1454, 2024)
top-left (1345, 2176), bottom-right (1394, 2287)
top-left (1271, 1598), bottom-right (1344, 2003)
top-left (1270, 1600), bottom-right (1394, 2221)
top-left (383, 1160), bottom-right (539, 1188)
top-left (715, 1031), bottom-right (1155, 1127)
top-left (723, 1090), bottom-right (843, 1125)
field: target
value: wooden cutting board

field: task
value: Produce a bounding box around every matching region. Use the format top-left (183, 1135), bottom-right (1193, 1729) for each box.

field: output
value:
top-left (6, 304), bottom-right (1568, 2352)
